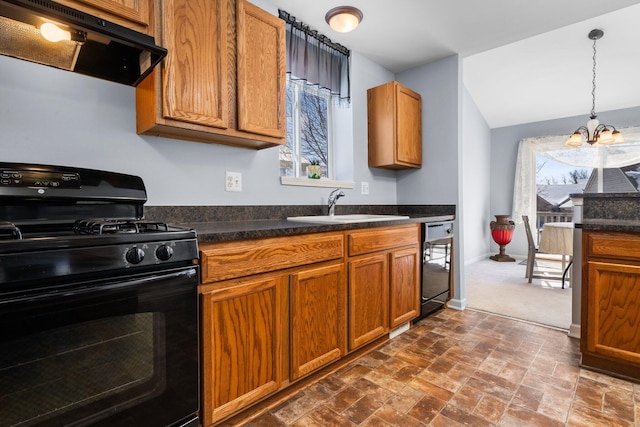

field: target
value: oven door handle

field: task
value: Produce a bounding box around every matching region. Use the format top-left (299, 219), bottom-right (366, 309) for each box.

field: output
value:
top-left (1, 267), bottom-right (199, 305)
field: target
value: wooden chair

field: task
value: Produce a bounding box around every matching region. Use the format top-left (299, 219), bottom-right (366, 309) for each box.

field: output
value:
top-left (523, 215), bottom-right (562, 283)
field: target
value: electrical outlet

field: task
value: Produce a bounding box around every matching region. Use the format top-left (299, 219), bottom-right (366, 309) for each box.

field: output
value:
top-left (361, 181), bottom-right (369, 195)
top-left (225, 171), bottom-right (242, 192)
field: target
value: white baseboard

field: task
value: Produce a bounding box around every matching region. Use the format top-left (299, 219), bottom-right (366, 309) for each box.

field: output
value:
top-left (447, 298), bottom-right (467, 311)
top-left (389, 322), bottom-right (410, 339)
top-left (568, 323), bottom-right (581, 339)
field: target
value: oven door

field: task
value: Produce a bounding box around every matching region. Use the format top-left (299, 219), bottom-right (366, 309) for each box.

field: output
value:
top-left (0, 265), bottom-right (199, 427)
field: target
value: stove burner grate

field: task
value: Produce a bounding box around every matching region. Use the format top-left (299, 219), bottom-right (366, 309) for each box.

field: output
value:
top-left (0, 221), bottom-right (22, 240)
top-left (74, 220), bottom-right (170, 235)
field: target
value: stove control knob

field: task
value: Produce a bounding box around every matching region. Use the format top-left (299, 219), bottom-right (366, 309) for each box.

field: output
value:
top-left (156, 244), bottom-right (174, 261)
top-left (126, 247), bottom-right (145, 264)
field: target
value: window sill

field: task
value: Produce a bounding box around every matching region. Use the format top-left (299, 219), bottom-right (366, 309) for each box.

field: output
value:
top-left (280, 177), bottom-right (354, 189)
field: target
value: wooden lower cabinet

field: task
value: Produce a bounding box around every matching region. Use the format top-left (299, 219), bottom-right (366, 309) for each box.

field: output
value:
top-left (347, 224), bottom-right (421, 351)
top-left (290, 263), bottom-right (347, 380)
top-left (582, 231), bottom-right (640, 380)
top-left (389, 246), bottom-right (421, 328)
top-left (198, 224), bottom-right (421, 424)
top-left (200, 275), bottom-right (284, 426)
top-left (348, 254), bottom-right (389, 350)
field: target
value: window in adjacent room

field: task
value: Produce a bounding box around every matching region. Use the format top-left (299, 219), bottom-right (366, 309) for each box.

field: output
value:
top-left (278, 10), bottom-right (353, 188)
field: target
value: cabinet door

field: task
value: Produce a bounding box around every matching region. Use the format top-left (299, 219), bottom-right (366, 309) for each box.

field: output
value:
top-left (585, 261), bottom-right (640, 365)
top-left (389, 246), bottom-right (420, 328)
top-left (367, 81), bottom-right (422, 169)
top-left (348, 254), bottom-right (389, 350)
top-left (290, 263), bottom-right (346, 380)
top-left (236, 0), bottom-right (286, 137)
top-left (201, 276), bottom-right (282, 426)
top-left (395, 84), bottom-right (422, 166)
top-left (161, 0), bottom-right (229, 128)
top-left (59, 0), bottom-right (152, 34)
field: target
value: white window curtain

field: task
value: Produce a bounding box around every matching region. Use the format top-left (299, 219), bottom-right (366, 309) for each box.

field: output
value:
top-left (512, 126), bottom-right (640, 225)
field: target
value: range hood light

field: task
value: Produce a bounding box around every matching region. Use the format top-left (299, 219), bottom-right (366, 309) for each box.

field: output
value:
top-left (40, 22), bottom-right (70, 42)
top-left (0, 0), bottom-right (167, 86)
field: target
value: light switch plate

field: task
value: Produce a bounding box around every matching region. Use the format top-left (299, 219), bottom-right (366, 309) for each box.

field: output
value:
top-left (361, 181), bottom-right (369, 195)
top-left (225, 171), bottom-right (242, 192)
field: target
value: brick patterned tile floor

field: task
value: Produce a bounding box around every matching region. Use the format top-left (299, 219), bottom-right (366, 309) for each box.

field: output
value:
top-left (244, 309), bottom-right (640, 426)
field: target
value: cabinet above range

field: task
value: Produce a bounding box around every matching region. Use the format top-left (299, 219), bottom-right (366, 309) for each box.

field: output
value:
top-left (136, 0), bottom-right (286, 149)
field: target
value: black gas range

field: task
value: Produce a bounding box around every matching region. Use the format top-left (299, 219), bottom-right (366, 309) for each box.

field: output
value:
top-left (0, 162), bottom-right (200, 427)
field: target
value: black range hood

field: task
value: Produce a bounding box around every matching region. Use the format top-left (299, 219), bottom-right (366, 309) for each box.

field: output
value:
top-left (0, 0), bottom-right (167, 86)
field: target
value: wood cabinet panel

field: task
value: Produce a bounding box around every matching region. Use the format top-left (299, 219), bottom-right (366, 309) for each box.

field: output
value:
top-left (290, 263), bottom-right (346, 380)
top-left (136, 0), bottom-right (286, 149)
top-left (585, 261), bottom-right (640, 364)
top-left (389, 246), bottom-right (420, 328)
top-left (201, 276), bottom-right (283, 426)
top-left (587, 232), bottom-right (640, 261)
top-left (348, 225), bottom-right (419, 257)
top-left (348, 254), bottom-right (389, 350)
top-left (237, 0), bottom-right (285, 137)
top-left (200, 232), bottom-right (344, 283)
top-left (395, 85), bottom-right (422, 166)
top-left (367, 81), bottom-right (422, 169)
top-left (161, 0), bottom-right (228, 128)
top-left (59, 0), bottom-right (152, 34)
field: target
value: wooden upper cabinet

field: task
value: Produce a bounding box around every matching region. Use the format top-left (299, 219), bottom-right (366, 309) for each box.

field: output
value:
top-left (161, 0), bottom-right (228, 128)
top-left (136, 0), bottom-right (286, 149)
top-left (237, 0), bottom-right (286, 138)
top-left (58, 0), bottom-right (153, 35)
top-left (367, 81), bottom-right (422, 169)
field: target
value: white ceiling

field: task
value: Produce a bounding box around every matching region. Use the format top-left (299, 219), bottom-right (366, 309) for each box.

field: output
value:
top-left (268, 0), bottom-right (640, 129)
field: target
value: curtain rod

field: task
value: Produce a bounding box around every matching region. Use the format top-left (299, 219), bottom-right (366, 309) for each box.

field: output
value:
top-left (278, 10), bottom-right (350, 57)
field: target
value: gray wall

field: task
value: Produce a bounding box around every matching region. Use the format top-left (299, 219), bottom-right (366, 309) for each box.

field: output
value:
top-left (461, 87), bottom-right (492, 264)
top-left (0, 50), bottom-right (399, 207)
top-left (490, 105), bottom-right (640, 257)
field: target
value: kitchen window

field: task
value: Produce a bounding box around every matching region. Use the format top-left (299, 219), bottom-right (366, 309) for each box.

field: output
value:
top-left (279, 10), bottom-right (353, 188)
top-left (280, 77), bottom-right (333, 179)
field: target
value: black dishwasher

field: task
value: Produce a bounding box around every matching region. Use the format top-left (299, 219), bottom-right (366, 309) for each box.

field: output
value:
top-left (417, 221), bottom-right (453, 320)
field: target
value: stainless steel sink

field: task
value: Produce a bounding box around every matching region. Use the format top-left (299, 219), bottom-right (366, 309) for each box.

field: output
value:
top-left (286, 214), bottom-right (410, 224)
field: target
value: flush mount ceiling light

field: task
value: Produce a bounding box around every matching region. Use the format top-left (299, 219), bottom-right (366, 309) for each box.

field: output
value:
top-left (325, 6), bottom-right (363, 33)
top-left (566, 29), bottom-right (624, 147)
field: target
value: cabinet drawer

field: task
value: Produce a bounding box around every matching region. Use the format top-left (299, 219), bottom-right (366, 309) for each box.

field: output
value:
top-left (587, 232), bottom-right (640, 261)
top-left (200, 232), bottom-right (344, 283)
top-left (348, 225), bottom-right (419, 257)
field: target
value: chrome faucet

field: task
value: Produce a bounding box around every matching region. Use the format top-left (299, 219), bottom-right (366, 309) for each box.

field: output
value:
top-left (327, 188), bottom-right (345, 216)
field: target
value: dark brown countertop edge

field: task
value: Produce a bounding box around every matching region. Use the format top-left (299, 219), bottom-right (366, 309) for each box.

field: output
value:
top-left (582, 219), bottom-right (640, 233)
top-left (145, 205), bottom-right (456, 243)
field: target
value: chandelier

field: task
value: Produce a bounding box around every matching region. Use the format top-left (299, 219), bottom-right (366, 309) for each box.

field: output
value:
top-left (566, 29), bottom-right (624, 147)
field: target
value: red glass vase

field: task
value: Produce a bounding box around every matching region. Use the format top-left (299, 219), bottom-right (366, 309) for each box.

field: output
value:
top-left (490, 215), bottom-right (515, 262)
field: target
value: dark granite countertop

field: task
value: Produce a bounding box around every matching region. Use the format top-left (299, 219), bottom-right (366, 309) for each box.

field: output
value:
top-left (145, 205), bottom-right (455, 243)
top-left (577, 193), bottom-right (640, 233)
top-left (184, 215), bottom-right (454, 243)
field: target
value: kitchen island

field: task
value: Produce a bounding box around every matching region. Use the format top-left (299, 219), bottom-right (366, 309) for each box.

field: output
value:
top-left (580, 193), bottom-right (640, 382)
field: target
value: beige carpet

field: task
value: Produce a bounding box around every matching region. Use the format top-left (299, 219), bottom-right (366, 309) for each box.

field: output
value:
top-left (465, 256), bottom-right (572, 331)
